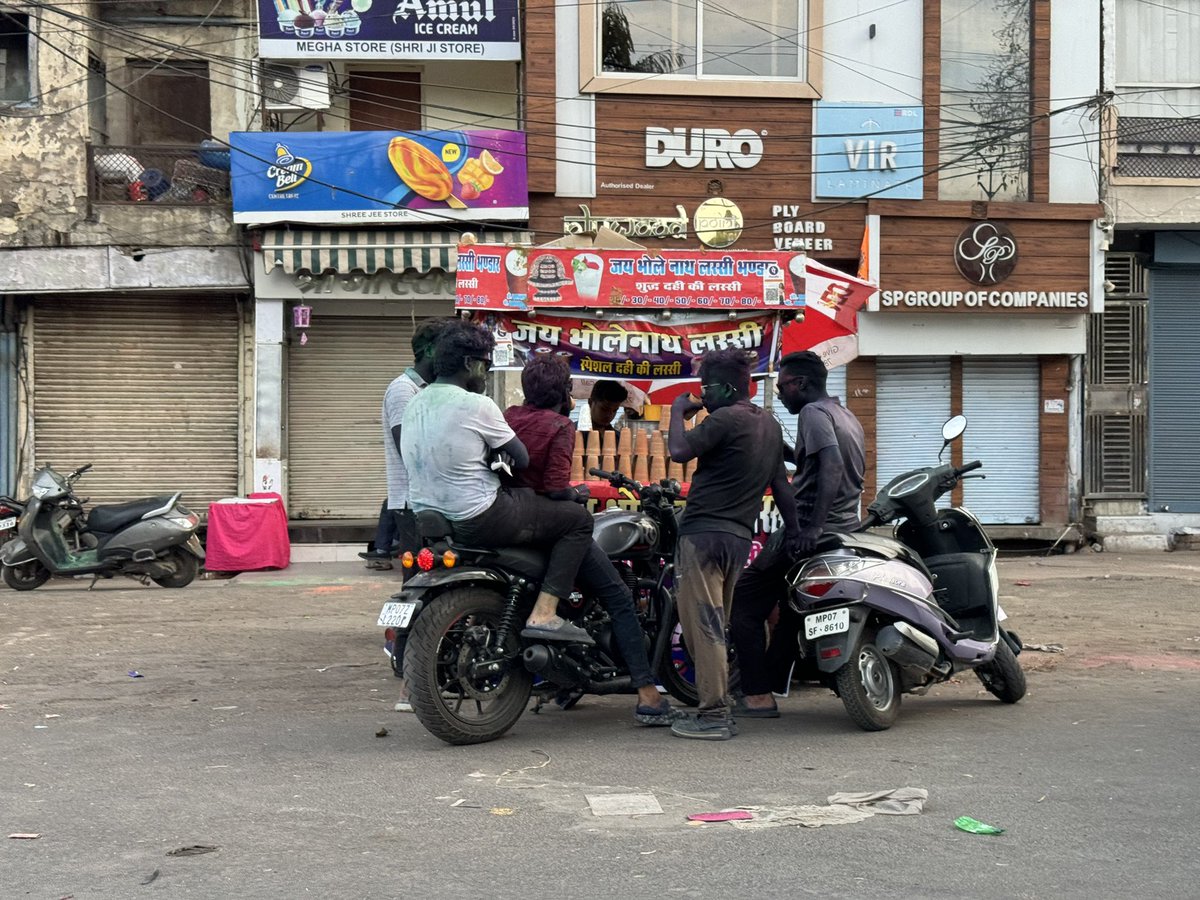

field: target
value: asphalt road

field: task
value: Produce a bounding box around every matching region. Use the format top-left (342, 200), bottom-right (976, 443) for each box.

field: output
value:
top-left (2, 552), bottom-right (1199, 899)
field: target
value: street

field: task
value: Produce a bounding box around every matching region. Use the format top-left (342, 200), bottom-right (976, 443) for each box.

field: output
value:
top-left (3, 552), bottom-right (1199, 899)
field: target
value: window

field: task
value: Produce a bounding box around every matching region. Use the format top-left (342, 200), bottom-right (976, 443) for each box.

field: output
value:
top-left (125, 59), bottom-right (211, 145)
top-left (348, 71), bottom-right (421, 132)
top-left (0, 11), bottom-right (34, 104)
top-left (585, 0), bottom-right (815, 98)
top-left (939, 0), bottom-right (1031, 201)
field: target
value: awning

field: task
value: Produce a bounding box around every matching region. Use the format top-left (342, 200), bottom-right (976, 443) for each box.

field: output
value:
top-left (258, 228), bottom-right (530, 275)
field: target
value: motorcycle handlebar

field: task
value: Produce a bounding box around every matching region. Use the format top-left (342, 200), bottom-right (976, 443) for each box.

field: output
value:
top-left (588, 467), bottom-right (642, 491)
top-left (69, 463), bottom-right (93, 479)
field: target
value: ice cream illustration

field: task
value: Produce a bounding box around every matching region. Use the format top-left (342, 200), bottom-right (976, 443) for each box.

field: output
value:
top-left (323, 10), bottom-right (345, 35)
top-left (342, 9), bottom-right (362, 33)
top-left (571, 253), bottom-right (603, 303)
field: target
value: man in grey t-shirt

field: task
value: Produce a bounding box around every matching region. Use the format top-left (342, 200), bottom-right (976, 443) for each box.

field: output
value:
top-left (729, 350), bottom-right (865, 718)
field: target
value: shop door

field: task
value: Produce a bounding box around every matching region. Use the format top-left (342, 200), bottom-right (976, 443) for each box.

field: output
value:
top-left (33, 296), bottom-right (240, 509)
top-left (875, 358), bottom-right (952, 495)
top-left (287, 315), bottom-right (415, 519)
top-left (1149, 269), bottom-right (1200, 513)
top-left (961, 358), bottom-right (1041, 524)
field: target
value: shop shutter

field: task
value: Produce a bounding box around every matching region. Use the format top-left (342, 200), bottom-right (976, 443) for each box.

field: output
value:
top-left (1149, 269), bottom-right (1200, 513)
top-left (961, 358), bottom-right (1041, 524)
top-left (875, 358), bottom-right (952, 498)
top-left (287, 315), bottom-right (416, 519)
top-left (32, 296), bottom-right (240, 511)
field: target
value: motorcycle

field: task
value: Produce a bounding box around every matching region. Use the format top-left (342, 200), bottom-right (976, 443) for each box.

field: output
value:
top-left (376, 469), bottom-right (697, 745)
top-left (0, 463), bottom-right (205, 591)
top-left (785, 415), bottom-right (1026, 731)
top-left (0, 493), bottom-right (25, 551)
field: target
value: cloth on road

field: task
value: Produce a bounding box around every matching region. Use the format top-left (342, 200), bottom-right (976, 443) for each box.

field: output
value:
top-left (728, 804), bottom-right (874, 829)
top-left (827, 787), bottom-right (929, 815)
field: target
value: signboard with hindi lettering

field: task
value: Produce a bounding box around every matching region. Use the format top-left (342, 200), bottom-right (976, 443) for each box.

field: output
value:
top-left (455, 246), bottom-right (807, 311)
top-left (477, 311), bottom-right (781, 380)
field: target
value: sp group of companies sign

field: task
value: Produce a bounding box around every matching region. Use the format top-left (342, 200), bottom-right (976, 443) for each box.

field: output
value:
top-left (257, 0), bottom-right (521, 60)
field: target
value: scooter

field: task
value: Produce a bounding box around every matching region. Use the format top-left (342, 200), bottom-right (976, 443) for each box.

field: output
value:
top-left (786, 415), bottom-right (1026, 731)
top-left (0, 463), bottom-right (204, 591)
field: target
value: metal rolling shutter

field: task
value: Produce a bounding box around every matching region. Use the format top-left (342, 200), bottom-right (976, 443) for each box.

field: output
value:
top-left (961, 358), bottom-right (1041, 524)
top-left (875, 358), bottom-right (952, 495)
top-left (287, 315), bottom-right (416, 519)
top-left (32, 296), bottom-right (240, 511)
top-left (1149, 269), bottom-right (1200, 513)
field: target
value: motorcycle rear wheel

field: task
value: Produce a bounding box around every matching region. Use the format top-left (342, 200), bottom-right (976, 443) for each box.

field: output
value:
top-left (150, 547), bottom-right (199, 588)
top-left (836, 628), bottom-right (901, 731)
top-left (3, 560), bottom-right (51, 591)
top-left (656, 617), bottom-right (699, 707)
top-left (405, 587), bottom-right (533, 745)
top-left (975, 637), bottom-right (1027, 703)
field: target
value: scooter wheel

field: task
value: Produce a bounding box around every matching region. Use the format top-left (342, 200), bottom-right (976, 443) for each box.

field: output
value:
top-left (836, 627), bottom-right (901, 731)
top-left (150, 547), bottom-right (199, 588)
top-left (3, 560), bottom-right (51, 591)
top-left (975, 637), bottom-right (1027, 703)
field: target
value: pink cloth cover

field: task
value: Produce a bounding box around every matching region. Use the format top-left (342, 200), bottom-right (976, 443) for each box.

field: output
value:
top-left (204, 492), bottom-right (291, 572)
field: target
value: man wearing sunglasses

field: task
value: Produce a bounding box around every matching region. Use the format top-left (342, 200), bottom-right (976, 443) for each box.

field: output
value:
top-left (402, 321), bottom-right (595, 644)
top-left (664, 349), bottom-right (800, 741)
top-left (729, 350), bottom-right (865, 719)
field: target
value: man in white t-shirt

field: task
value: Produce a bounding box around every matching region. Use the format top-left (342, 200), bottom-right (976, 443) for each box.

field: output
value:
top-left (402, 320), bottom-right (595, 643)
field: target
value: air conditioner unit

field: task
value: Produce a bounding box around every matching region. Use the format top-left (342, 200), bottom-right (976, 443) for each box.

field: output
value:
top-left (263, 63), bottom-right (331, 111)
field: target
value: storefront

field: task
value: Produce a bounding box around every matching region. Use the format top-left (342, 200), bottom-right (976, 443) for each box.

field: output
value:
top-left (852, 202), bottom-right (1103, 528)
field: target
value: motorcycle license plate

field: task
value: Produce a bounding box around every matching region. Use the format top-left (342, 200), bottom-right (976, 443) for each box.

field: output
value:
top-left (377, 601), bottom-right (418, 630)
top-left (805, 608), bottom-right (849, 640)
top-left (0, 517), bottom-right (16, 531)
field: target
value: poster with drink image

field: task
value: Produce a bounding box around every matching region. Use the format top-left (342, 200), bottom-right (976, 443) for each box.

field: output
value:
top-left (257, 0), bottom-right (521, 60)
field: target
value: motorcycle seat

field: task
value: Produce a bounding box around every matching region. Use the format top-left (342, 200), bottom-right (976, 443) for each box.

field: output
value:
top-left (449, 544), bottom-right (548, 581)
top-left (415, 510), bottom-right (454, 540)
top-left (87, 495), bottom-right (177, 534)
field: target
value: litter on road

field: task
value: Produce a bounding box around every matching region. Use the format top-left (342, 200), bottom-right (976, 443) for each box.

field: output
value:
top-left (954, 816), bottom-right (1005, 835)
top-left (587, 793), bottom-right (664, 817)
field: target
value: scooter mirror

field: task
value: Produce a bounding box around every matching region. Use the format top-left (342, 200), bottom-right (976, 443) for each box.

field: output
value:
top-left (942, 415), bottom-right (968, 443)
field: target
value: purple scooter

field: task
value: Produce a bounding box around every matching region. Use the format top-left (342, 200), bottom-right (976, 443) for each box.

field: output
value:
top-left (786, 415), bottom-right (1026, 731)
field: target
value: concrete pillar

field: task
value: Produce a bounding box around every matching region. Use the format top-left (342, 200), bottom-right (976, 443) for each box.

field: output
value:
top-left (254, 298), bottom-right (286, 500)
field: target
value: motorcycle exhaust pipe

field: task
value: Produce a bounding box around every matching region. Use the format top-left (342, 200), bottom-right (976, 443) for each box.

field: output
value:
top-left (523, 644), bottom-right (556, 674)
top-left (877, 624), bottom-right (938, 673)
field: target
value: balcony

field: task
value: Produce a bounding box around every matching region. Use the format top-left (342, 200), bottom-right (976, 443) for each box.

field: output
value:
top-left (87, 144), bottom-right (231, 206)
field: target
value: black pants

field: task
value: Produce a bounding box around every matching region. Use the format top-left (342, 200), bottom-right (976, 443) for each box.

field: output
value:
top-left (453, 487), bottom-right (593, 600)
top-left (576, 542), bottom-right (653, 688)
top-left (729, 529), bottom-right (806, 697)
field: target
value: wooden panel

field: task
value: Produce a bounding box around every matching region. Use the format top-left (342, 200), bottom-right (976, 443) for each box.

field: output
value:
top-left (1030, 0), bottom-right (1052, 203)
top-left (1039, 355), bottom-right (1070, 524)
top-left (528, 97), bottom-right (865, 256)
top-left (846, 357), bottom-right (877, 504)
top-left (869, 200), bottom-right (1103, 220)
top-left (523, 0), bottom-right (557, 193)
top-left (348, 72), bottom-right (420, 132)
top-left (923, 0), bottom-right (940, 201)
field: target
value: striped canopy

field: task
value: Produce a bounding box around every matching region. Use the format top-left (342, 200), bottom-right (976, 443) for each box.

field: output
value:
top-left (258, 228), bottom-right (529, 275)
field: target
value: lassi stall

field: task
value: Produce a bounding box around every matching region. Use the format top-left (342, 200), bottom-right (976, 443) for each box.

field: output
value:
top-left (455, 229), bottom-right (877, 548)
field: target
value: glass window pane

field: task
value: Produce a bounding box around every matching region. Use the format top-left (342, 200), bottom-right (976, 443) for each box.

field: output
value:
top-left (939, 0), bottom-right (1031, 201)
top-left (0, 14), bottom-right (31, 103)
top-left (601, 0), bottom-right (696, 75)
top-left (702, 0), bottom-right (799, 78)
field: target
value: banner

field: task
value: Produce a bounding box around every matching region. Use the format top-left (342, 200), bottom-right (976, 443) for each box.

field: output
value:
top-left (457, 247), bottom-right (808, 311)
top-left (230, 130), bottom-right (528, 225)
top-left (479, 311), bottom-right (781, 380)
top-left (257, 0), bottom-right (521, 61)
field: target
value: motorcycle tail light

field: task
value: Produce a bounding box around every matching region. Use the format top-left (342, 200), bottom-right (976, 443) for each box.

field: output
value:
top-left (819, 646), bottom-right (842, 660)
top-left (801, 581), bottom-right (836, 597)
top-left (442, 550), bottom-right (458, 568)
top-left (417, 548), bottom-right (435, 571)
top-left (384, 627), bottom-right (396, 642)
top-left (401, 552), bottom-right (415, 569)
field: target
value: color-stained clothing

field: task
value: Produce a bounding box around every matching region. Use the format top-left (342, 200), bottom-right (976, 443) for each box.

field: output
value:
top-left (503, 404), bottom-right (575, 494)
top-left (401, 383), bottom-right (516, 521)
top-left (792, 396), bottom-right (865, 529)
top-left (382, 368), bottom-right (425, 510)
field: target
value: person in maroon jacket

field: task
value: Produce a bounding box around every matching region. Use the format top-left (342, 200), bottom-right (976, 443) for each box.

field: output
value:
top-left (505, 355), bottom-right (679, 726)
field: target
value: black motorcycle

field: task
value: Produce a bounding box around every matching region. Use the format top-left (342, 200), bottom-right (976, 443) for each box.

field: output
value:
top-left (377, 469), bottom-right (697, 745)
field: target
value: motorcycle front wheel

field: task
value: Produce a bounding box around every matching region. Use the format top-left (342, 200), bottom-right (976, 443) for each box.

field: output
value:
top-left (836, 627), bottom-right (901, 731)
top-left (405, 586), bottom-right (533, 745)
top-left (3, 560), bottom-right (51, 591)
top-left (975, 636), bottom-right (1027, 703)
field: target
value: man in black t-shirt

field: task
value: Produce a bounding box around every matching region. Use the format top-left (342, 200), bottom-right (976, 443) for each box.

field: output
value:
top-left (665, 350), bottom-right (800, 741)
top-left (729, 350), bottom-right (866, 718)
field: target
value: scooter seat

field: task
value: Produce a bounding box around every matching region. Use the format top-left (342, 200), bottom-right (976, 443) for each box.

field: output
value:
top-left (87, 495), bottom-right (176, 534)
